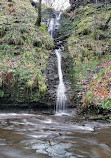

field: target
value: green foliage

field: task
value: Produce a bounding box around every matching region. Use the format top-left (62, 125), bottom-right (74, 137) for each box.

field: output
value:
top-left (77, 17), bottom-right (93, 35)
top-left (39, 83), bottom-right (47, 96)
top-left (0, 24), bottom-right (7, 37)
top-left (83, 65), bottom-right (111, 109)
top-left (29, 90), bottom-right (41, 102)
top-left (83, 90), bottom-right (95, 106)
top-left (40, 23), bottom-right (48, 32)
top-left (3, 30), bottom-right (24, 45)
top-left (59, 14), bottom-right (74, 37)
top-left (102, 100), bottom-right (111, 110)
top-left (0, 0), bottom-right (54, 102)
top-left (0, 77), bottom-right (2, 87)
top-left (67, 2), bottom-right (111, 111)
top-left (72, 3), bottom-right (111, 40)
top-left (0, 90), bottom-right (4, 98)
top-left (27, 80), bottom-right (34, 89)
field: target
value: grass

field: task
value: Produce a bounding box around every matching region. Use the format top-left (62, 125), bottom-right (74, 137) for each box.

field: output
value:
top-left (83, 63), bottom-right (111, 110)
top-left (67, 2), bottom-right (111, 111)
top-left (0, 0), bottom-right (54, 102)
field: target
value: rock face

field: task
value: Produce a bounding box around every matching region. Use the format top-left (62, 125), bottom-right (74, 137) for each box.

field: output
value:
top-left (43, 44), bottom-right (74, 108)
top-left (43, 51), bottom-right (58, 107)
top-left (42, 10), bottom-right (74, 109)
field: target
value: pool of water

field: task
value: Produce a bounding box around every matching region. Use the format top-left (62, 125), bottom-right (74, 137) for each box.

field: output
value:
top-left (0, 111), bottom-right (111, 158)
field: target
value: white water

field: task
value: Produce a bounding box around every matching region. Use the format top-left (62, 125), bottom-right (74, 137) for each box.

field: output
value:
top-left (48, 12), bottom-right (61, 38)
top-left (56, 49), bottom-right (67, 112)
top-left (47, 12), bottom-right (67, 112)
top-left (48, 18), bottom-right (55, 37)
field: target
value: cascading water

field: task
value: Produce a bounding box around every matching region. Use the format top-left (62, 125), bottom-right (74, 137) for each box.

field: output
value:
top-left (56, 49), bottom-right (67, 112)
top-left (47, 12), bottom-right (67, 112)
top-left (48, 18), bottom-right (55, 37)
top-left (48, 12), bottom-right (61, 38)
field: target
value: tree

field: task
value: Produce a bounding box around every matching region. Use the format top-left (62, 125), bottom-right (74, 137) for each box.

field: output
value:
top-left (35, 0), bottom-right (42, 26)
top-left (94, 0), bottom-right (98, 37)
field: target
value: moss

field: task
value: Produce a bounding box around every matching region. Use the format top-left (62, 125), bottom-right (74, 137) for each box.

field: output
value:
top-left (59, 14), bottom-right (74, 38)
top-left (90, 29), bottom-right (106, 40)
top-left (0, 90), bottom-right (4, 98)
top-left (83, 65), bottom-right (111, 109)
top-left (77, 17), bottom-right (93, 35)
top-left (67, 3), bottom-right (111, 111)
top-left (102, 100), bottom-right (111, 110)
top-left (0, 0), bottom-right (54, 102)
top-left (3, 30), bottom-right (24, 45)
top-left (39, 83), bottom-right (47, 96)
top-left (26, 80), bottom-right (34, 89)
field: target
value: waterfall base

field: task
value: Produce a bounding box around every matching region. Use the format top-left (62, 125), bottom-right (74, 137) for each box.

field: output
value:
top-left (56, 83), bottom-right (67, 112)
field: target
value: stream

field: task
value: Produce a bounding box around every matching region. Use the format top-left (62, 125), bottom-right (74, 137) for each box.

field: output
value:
top-left (48, 12), bottom-right (67, 112)
top-left (0, 9), bottom-right (111, 158)
top-left (0, 112), bottom-right (111, 158)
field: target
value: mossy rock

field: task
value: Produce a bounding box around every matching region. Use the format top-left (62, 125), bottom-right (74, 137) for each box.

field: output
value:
top-left (3, 30), bottom-right (24, 45)
top-left (89, 115), bottom-right (110, 120)
top-left (90, 30), bottom-right (106, 40)
top-left (77, 17), bottom-right (93, 35)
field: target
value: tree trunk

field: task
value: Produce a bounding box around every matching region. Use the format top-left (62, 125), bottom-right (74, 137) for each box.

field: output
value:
top-left (35, 0), bottom-right (42, 26)
top-left (94, 0), bottom-right (98, 38)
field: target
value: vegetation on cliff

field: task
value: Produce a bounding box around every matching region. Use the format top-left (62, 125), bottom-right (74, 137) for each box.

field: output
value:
top-left (67, 2), bottom-right (111, 111)
top-left (0, 0), bottom-right (54, 102)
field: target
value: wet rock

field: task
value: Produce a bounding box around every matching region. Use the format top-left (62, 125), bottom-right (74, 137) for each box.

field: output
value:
top-left (89, 115), bottom-right (110, 121)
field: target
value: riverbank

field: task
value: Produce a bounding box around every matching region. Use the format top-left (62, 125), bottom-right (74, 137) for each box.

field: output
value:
top-left (66, 2), bottom-right (111, 114)
top-left (0, 0), bottom-right (54, 103)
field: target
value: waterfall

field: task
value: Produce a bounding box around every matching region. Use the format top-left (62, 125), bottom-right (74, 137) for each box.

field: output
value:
top-left (47, 12), bottom-right (67, 112)
top-left (56, 49), bottom-right (67, 112)
top-left (48, 12), bottom-right (61, 38)
top-left (48, 18), bottom-right (55, 37)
